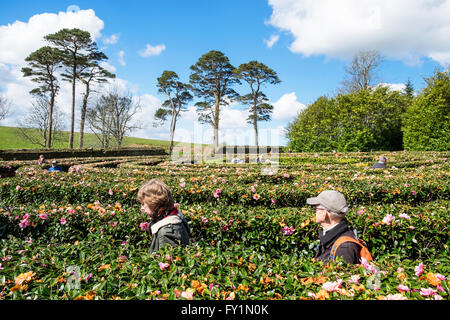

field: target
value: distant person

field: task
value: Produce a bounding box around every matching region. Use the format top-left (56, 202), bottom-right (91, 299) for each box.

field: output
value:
top-left (137, 179), bottom-right (190, 254)
top-left (48, 160), bottom-right (62, 172)
top-left (38, 155), bottom-right (46, 165)
top-left (258, 153), bottom-right (264, 163)
top-left (372, 156), bottom-right (387, 169)
top-left (231, 157), bottom-right (242, 164)
top-left (307, 190), bottom-right (372, 264)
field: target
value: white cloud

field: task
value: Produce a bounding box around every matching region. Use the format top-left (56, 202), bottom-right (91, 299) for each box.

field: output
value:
top-left (272, 92), bottom-right (306, 121)
top-left (139, 44), bottom-right (166, 57)
top-left (264, 34), bottom-right (279, 48)
top-left (0, 9), bottom-right (105, 128)
top-left (118, 50), bottom-right (126, 66)
top-left (267, 0), bottom-right (450, 66)
top-left (103, 33), bottom-right (120, 45)
top-left (100, 61), bottom-right (116, 73)
top-left (377, 83), bottom-right (406, 92)
top-left (0, 9), bottom-right (104, 66)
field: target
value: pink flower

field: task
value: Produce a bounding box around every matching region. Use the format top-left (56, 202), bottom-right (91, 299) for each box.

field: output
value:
top-left (415, 263), bottom-right (424, 277)
top-left (253, 194), bottom-right (260, 200)
top-left (399, 213), bottom-right (410, 220)
top-left (382, 214), bottom-right (395, 225)
top-left (39, 213), bottom-right (48, 220)
top-left (404, 183), bottom-right (410, 187)
top-left (385, 294), bottom-right (408, 300)
top-left (283, 173), bottom-right (290, 178)
top-left (158, 262), bottom-right (169, 271)
top-left (251, 186), bottom-right (256, 193)
top-left (271, 198), bottom-right (276, 204)
top-left (213, 189), bottom-right (221, 198)
top-left (436, 273), bottom-right (446, 282)
top-left (19, 218), bottom-right (30, 229)
top-left (60, 217), bottom-right (67, 225)
top-left (322, 279), bottom-right (343, 292)
top-left (411, 190), bottom-right (417, 195)
top-left (348, 275), bottom-right (360, 284)
top-left (282, 226), bottom-right (295, 236)
top-left (225, 292), bottom-right (235, 300)
top-left (434, 295), bottom-right (443, 300)
top-left (16, 185), bottom-right (21, 191)
top-left (181, 288), bottom-right (194, 300)
top-left (109, 189), bottom-right (114, 195)
top-left (436, 284), bottom-right (445, 292)
top-left (180, 180), bottom-right (186, 188)
top-left (84, 273), bottom-right (93, 282)
top-left (420, 288), bottom-right (437, 297)
top-left (201, 217), bottom-right (209, 223)
top-left (140, 222), bottom-right (149, 231)
top-left (397, 284), bottom-right (410, 292)
top-left (165, 255), bottom-right (172, 262)
top-left (174, 203), bottom-right (179, 209)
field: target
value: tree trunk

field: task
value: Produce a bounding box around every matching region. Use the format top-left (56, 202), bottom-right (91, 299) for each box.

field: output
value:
top-left (213, 98), bottom-right (220, 151)
top-left (68, 70), bottom-right (76, 149)
top-left (47, 89), bottom-right (55, 149)
top-left (79, 82), bottom-right (90, 149)
top-left (169, 111), bottom-right (176, 156)
top-left (253, 97), bottom-right (259, 149)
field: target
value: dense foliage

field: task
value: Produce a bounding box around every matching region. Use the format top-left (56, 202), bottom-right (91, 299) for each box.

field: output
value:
top-left (287, 70), bottom-right (449, 152)
top-left (402, 70), bottom-right (450, 151)
top-left (0, 151), bottom-right (449, 300)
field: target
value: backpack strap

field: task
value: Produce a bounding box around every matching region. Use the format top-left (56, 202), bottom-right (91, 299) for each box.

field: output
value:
top-left (330, 236), bottom-right (363, 259)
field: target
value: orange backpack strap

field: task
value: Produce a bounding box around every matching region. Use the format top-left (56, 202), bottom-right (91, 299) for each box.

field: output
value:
top-left (330, 236), bottom-right (364, 258)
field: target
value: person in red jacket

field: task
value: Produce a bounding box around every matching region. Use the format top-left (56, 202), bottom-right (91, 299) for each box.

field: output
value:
top-left (307, 190), bottom-right (361, 264)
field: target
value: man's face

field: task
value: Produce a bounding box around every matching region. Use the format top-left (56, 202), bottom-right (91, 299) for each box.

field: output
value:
top-left (314, 205), bottom-right (328, 224)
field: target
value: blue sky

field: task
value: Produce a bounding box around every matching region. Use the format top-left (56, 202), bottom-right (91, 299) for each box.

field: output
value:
top-left (0, 1), bottom-right (448, 146)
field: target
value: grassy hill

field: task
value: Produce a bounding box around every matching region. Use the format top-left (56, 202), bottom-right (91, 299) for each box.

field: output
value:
top-left (0, 126), bottom-right (171, 150)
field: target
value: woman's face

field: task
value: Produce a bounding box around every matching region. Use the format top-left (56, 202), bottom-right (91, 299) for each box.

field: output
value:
top-left (141, 203), bottom-right (152, 216)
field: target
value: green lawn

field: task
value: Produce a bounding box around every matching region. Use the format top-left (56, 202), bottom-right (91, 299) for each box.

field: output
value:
top-left (0, 126), bottom-right (171, 150)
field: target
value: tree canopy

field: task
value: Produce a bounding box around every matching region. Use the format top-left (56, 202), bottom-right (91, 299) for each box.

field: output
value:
top-left (287, 87), bottom-right (408, 152)
top-left (402, 70), bottom-right (450, 151)
top-left (189, 50), bottom-right (240, 150)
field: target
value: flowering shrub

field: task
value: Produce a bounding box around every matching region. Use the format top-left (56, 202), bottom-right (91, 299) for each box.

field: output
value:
top-left (0, 151), bottom-right (448, 300)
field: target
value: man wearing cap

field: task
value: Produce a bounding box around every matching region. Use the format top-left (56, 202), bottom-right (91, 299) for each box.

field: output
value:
top-left (307, 190), bottom-right (361, 264)
top-left (48, 160), bottom-right (63, 172)
top-left (371, 156), bottom-right (387, 169)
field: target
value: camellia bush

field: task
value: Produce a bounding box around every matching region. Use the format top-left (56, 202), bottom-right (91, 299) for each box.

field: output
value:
top-left (0, 151), bottom-right (449, 300)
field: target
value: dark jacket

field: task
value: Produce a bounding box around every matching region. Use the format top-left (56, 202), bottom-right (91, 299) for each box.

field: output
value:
top-left (149, 212), bottom-right (190, 254)
top-left (315, 219), bottom-right (361, 264)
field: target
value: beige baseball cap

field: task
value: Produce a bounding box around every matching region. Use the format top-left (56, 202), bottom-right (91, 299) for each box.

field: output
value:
top-left (307, 190), bottom-right (349, 214)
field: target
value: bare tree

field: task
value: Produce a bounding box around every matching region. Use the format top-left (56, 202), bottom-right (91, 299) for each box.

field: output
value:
top-left (86, 96), bottom-right (114, 148)
top-left (341, 50), bottom-right (384, 93)
top-left (108, 91), bottom-right (143, 147)
top-left (0, 95), bottom-right (10, 120)
top-left (86, 90), bottom-right (142, 148)
top-left (16, 96), bottom-right (65, 148)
